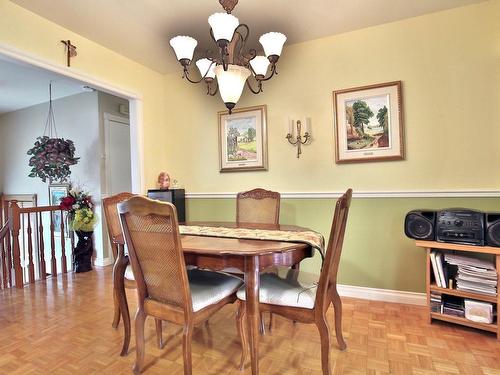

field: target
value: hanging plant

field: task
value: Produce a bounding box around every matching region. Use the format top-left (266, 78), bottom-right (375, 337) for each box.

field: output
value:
top-left (27, 136), bottom-right (79, 182)
top-left (27, 83), bottom-right (79, 183)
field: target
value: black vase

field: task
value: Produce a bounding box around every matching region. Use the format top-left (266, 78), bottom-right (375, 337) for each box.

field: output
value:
top-left (73, 230), bottom-right (94, 273)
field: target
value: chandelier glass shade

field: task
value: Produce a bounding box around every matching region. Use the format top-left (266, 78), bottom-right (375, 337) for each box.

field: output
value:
top-left (169, 0), bottom-right (286, 113)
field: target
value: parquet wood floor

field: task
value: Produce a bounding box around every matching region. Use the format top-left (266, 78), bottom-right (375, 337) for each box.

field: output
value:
top-left (1, 268), bottom-right (500, 375)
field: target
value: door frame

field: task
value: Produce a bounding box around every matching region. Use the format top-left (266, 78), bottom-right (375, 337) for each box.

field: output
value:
top-left (103, 113), bottom-right (131, 197)
top-left (0, 43), bottom-right (144, 194)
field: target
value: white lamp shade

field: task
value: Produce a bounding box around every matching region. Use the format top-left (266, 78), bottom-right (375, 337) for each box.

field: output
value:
top-left (249, 56), bottom-right (270, 76)
top-left (208, 13), bottom-right (239, 42)
top-left (214, 64), bottom-right (251, 104)
top-left (196, 58), bottom-right (216, 79)
top-left (169, 35), bottom-right (197, 61)
top-left (259, 32), bottom-right (287, 57)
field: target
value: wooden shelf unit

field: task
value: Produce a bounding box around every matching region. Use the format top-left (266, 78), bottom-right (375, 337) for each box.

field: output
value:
top-left (415, 240), bottom-right (500, 339)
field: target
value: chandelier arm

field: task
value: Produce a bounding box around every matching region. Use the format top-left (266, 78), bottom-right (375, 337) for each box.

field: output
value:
top-left (246, 78), bottom-right (262, 94)
top-left (259, 64), bottom-right (278, 82)
top-left (183, 69), bottom-right (206, 84)
top-left (242, 48), bottom-right (257, 66)
top-left (208, 80), bottom-right (219, 96)
top-left (183, 60), bottom-right (216, 84)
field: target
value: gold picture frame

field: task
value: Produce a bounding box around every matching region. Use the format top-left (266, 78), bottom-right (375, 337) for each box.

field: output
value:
top-left (333, 81), bottom-right (405, 163)
top-left (218, 105), bottom-right (268, 172)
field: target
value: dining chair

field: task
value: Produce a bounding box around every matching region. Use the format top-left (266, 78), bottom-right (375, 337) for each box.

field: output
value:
top-left (236, 188), bottom-right (281, 333)
top-left (236, 189), bottom-right (352, 375)
top-left (236, 188), bottom-right (281, 225)
top-left (103, 192), bottom-right (163, 356)
top-left (118, 196), bottom-right (243, 375)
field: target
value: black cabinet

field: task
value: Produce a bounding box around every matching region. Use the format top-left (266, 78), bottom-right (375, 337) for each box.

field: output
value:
top-left (147, 189), bottom-right (186, 223)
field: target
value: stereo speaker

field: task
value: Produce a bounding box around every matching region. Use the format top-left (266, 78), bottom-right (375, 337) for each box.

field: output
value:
top-left (404, 210), bottom-right (436, 240)
top-left (486, 213), bottom-right (500, 247)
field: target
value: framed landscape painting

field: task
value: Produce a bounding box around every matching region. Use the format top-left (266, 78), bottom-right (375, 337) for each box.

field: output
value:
top-left (48, 183), bottom-right (69, 235)
top-left (333, 81), bottom-right (404, 163)
top-left (218, 105), bottom-right (268, 172)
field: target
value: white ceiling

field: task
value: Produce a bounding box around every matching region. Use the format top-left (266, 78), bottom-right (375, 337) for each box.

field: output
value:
top-left (0, 57), bottom-right (87, 114)
top-left (11, 0), bottom-right (484, 74)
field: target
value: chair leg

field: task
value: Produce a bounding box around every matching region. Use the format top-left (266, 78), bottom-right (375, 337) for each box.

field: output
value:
top-left (155, 319), bottom-right (163, 349)
top-left (133, 309), bottom-right (147, 375)
top-left (259, 312), bottom-right (266, 335)
top-left (268, 312), bottom-right (274, 332)
top-left (236, 301), bottom-right (248, 370)
top-left (113, 255), bottom-right (131, 356)
top-left (331, 290), bottom-right (346, 350)
top-left (112, 288), bottom-right (121, 328)
top-left (316, 315), bottom-right (332, 375)
top-left (182, 323), bottom-right (194, 375)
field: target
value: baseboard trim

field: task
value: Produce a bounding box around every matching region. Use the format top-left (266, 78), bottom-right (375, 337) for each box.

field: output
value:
top-left (94, 257), bottom-right (114, 267)
top-left (337, 284), bottom-right (426, 306)
top-left (186, 190), bottom-right (500, 199)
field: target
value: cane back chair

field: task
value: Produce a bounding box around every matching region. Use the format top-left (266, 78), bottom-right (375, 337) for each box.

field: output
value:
top-left (236, 189), bottom-right (352, 375)
top-left (236, 188), bottom-right (281, 225)
top-left (103, 192), bottom-right (164, 356)
top-left (118, 196), bottom-right (243, 375)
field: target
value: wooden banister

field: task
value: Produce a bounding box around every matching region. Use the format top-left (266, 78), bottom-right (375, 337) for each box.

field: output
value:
top-left (10, 201), bottom-right (23, 288)
top-left (7, 201), bottom-right (74, 288)
top-left (0, 219), bottom-right (10, 289)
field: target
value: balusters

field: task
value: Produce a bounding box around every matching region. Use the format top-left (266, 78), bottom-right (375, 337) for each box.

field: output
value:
top-left (0, 237), bottom-right (5, 289)
top-left (10, 201), bottom-right (24, 288)
top-left (3, 203), bottom-right (12, 288)
top-left (5, 226), bottom-right (12, 288)
top-left (60, 210), bottom-right (67, 273)
top-left (50, 212), bottom-right (57, 276)
top-left (26, 213), bottom-right (35, 283)
top-left (38, 212), bottom-right (46, 280)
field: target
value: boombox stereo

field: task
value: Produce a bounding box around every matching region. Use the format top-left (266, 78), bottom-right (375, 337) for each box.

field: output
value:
top-left (404, 210), bottom-right (436, 241)
top-left (436, 209), bottom-right (485, 246)
top-left (486, 213), bottom-right (500, 247)
top-left (405, 209), bottom-right (500, 247)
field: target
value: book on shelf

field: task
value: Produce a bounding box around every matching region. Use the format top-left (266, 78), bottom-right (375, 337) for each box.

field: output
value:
top-left (430, 250), bottom-right (453, 288)
top-left (430, 251), bottom-right (443, 287)
top-left (444, 253), bottom-right (497, 297)
top-left (436, 252), bottom-right (447, 288)
top-left (442, 296), bottom-right (465, 318)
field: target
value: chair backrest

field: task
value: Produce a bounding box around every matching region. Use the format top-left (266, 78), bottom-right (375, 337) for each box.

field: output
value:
top-left (102, 192), bottom-right (135, 259)
top-left (315, 189), bottom-right (352, 310)
top-left (118, 196), bottom-right (191, 313)
top-left (236, 188), bottom-right (281, 224)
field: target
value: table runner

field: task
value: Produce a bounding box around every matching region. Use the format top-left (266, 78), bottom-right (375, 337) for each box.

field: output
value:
top-left (179, 225), bottom-right (325, 260)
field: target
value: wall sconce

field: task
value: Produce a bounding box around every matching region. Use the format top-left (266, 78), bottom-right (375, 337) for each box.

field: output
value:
top-left (286, 117), bottom-right (311, 158)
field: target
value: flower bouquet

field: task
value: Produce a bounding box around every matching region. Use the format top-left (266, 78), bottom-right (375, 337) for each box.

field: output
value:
top-left (60, 185), bottom-right (96, 273)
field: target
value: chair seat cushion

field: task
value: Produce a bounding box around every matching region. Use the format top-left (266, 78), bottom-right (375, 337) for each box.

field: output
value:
top-left (189, 269), bottom-right (243, 312)
top-left (236, 268), bottom-right (319, 309)
top-left (125, 265), bottom-right (135, 281)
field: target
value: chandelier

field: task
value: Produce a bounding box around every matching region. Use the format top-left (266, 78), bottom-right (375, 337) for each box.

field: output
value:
top-left (169, 0), bottom-right (287, 113)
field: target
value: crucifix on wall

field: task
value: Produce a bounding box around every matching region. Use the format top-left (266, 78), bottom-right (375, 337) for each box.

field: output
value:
top-left (61, 40), bottom-right (77, 67)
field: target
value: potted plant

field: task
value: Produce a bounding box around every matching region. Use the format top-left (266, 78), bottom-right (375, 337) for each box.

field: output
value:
top-left (60, 185), bottom-right (97, 273)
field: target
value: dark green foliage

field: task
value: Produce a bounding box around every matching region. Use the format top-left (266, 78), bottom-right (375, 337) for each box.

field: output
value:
top-left (377, 106), bottom-right (389, 134)
top-left (352, 100), bottom-right (374, 135)
top-left (27, 136), bottom-right (80, 183)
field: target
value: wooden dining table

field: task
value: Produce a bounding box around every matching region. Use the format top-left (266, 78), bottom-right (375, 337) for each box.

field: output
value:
top-left (114, 221), bottom-right (314, 375)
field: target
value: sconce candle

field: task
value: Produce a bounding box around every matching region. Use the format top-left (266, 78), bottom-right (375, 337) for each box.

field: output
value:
top-left (286, 117), bottom-right (311, 158)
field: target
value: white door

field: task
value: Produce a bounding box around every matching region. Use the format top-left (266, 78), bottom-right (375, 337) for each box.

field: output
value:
top-left (104, 114), bottom-right (132, 195)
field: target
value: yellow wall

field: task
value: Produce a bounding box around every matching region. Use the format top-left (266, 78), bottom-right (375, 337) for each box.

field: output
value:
top-left (1, 0), bottom-right (499, 292)
top-left (162, 0), bottom-right (500, 193)
top-left (0, 0), bottom-right (168, 189)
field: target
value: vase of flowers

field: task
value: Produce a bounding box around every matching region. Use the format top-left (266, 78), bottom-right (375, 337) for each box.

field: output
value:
top-left (60, 185), bottom-right (97, 273)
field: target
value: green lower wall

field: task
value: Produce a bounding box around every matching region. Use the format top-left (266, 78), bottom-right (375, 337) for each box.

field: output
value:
top-left (186, 197), bottom-right (500, 293)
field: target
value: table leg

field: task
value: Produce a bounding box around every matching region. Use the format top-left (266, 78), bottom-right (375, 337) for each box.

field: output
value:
top-left (245, 255), bottom-right (260, 375)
